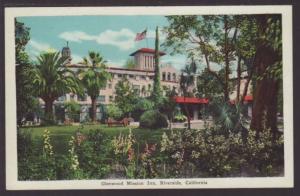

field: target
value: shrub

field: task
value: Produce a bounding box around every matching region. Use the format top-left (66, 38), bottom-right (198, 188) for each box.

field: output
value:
top-left (107, 104), bottom-right (124, 120)
top-left (132, 98), bottom-right (154, 121)
top-left (75, 130), bottom-right (111, 178)
top-left (160, 127), bottom-right (284, 177)
top-left (174, 113), bottom-right (187, 122)
top-left (140, 110), bottom-right (168, 129)
top-left (64, 100), bottom-right (81, 122)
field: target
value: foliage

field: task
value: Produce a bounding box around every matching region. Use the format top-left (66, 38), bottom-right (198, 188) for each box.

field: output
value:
top-left (18, 125), bottom-right (283, 179)
top-left (151, 26), bottom-right (163, 106)
top-left (160, 127), bottom-right (283, 177)
top-left (114, 78), bottom-right (139, 116)
top-left (174, 113), bottom-right (187, 122)
top-left (15, 20), bottom-right (40, 125)
top-left (207, 98), bottom-right (249, 134)
top-left (196, 68), bottom-right (224, 100)
top-left (159, 87), bottom-right (178, 126)
top-left (64, 100), bottom-right (81, 122)
top-left (131, 98), bottom-right (154, 121)
top-left (140, 110), bottom-right (168, 129)
top-left (179, 60), bottom-right (197, 129)
top-left (107, 104), bottom-right (124, 120)
top-left (75, 130), bottom-right (111, 178)
top-left (111, 129), bottom-right (138, 178)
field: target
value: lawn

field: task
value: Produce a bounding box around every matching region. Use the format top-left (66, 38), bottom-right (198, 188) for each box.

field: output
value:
top-left (20, 124), bottom-right (169, 155)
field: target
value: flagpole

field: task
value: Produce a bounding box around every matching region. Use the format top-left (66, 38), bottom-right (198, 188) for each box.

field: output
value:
top-left (146, 37), bottom-right (149, 48)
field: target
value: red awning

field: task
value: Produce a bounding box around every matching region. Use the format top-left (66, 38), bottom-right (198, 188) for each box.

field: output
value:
top-left (173, 96), bottom-right (209, 104)
top-left (244, 95), bottom-right (253, 101)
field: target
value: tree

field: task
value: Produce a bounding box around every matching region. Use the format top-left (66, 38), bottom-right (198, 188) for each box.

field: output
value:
top-left (123, 58), bottom-right (135, 69)
top-left (15, 19), bottom-right (38, 125)
top-left (79, 51), bottom-right (111, 122)
top-left (180, 59), bottom-right (197, 129)
top-left (160, 86), bottom-right (178, 129)
top-left (163, 16), bottom-right (238, 102)
top-left (114, 78), bottom-right (139, 117)
top-left (196, 68), bottom-right (224, 100)
top-left (151, 26), bottom-right (163, 106)
top-left (107, 104), bottom-right (124, 120)
top-left (250, 15), bottom-right (282, 136)
top-left (29, 52), bottom-right (82, 124)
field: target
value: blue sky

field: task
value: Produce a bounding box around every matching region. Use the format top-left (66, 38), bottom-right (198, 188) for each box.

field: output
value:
top-left (17, 15), bottom-right (188, 70)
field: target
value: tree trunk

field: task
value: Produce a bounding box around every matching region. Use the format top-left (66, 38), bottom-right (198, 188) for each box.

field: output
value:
top-left (91, 97), bottom-right (97, 122)
top-left (44, 98), bottom-right (54, 124)
top-left (236, 56), bottom-right (242, 103)
top-left (250, 45), bottom-right (280, 136)
top-left (224, 16), bottom-right (230, 102)
top-left (183, 103), bottom-right (191, 130)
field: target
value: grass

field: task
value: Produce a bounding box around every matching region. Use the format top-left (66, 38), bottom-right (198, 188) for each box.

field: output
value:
top-left (20, 124), bottom-right (169, 155)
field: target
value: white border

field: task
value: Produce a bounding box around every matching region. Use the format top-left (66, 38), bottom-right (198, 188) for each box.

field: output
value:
top-left (5, 6), bottom-right (293, 190)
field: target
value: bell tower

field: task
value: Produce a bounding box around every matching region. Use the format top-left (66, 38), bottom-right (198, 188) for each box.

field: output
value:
top-left (61, 41), bottom-right (72, 64)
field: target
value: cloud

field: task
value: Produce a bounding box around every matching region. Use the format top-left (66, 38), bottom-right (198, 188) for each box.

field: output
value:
top-left (161, 54), bottom-right (187, 70)
top-left (29, 40), bottom-right (52, 52)
top-left (59, 31), bottom-right (96, 43)
top-left (59, 28), bottom-right (136, 51)
top-left (27, 40), bottom-right (56, 61)
top-left (106, 59), bottom-right (126, 67)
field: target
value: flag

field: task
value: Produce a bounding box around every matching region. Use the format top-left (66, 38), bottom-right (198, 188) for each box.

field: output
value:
top-left (134, 29), bottom-right (147, 41)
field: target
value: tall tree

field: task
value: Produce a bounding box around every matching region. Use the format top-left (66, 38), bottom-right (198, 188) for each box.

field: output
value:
top-left (79, 51), bottom-right (111, 122)
top-left (15, 19), bottom-right (38, 125)
top-left (29, 52), bottom-right (82, 124)
top-left (151, 26), bottom-right (162, 106)
top-left (250, 15), bottom-right (282, 136)
top-left (180, 59), bottom-right (197, 129)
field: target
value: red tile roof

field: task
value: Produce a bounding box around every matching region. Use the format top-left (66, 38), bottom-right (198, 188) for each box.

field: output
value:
top-left (173, 96), bottom-right (209, 104)
top-left (130, 48), bottom-right (166, 56)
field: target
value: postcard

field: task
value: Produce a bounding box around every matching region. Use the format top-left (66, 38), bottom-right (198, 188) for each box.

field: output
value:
top-left (5, 6), bottom-right (293, 189)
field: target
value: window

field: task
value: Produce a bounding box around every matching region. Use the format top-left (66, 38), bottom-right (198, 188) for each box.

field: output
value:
top-left (118, 74), bottom-right (122, 78)
top-left (167, 72), bottom-right (171, 81)
top-left (97, 95), bottom-right (106, 102)
top-left (133, 85), bottom-right (140, 94)
top-left (109, 96), bottom-right (113, 102)
top-left (173, 73), bottom-right (176, 81)
top-left (162, 72), bottom-right (166, 81)
top-left (141, 75), bottom-right (146, 80)
top-left (108, 83), bottom-right (112, 89)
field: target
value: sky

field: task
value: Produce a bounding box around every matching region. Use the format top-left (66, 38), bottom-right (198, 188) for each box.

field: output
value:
top-left (17, 15), bottom-right (188, 70)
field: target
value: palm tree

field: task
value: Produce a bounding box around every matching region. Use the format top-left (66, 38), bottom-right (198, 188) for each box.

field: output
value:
top-left (29, 52), bottom-right (82, 123)
top-left (79, 51), bottom-right (111, 122)
top-left (180, 59), bottom-right (197, 129)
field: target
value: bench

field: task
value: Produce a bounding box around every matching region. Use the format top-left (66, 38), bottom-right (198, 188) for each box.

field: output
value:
top-left (107, 117), bottom-right (129, 127)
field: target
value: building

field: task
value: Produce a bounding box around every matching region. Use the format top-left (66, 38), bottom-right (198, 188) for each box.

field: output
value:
top-left (35, 45), bottom-right (252, 124)
top-left (50, 46), bottom-right (183, 123)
